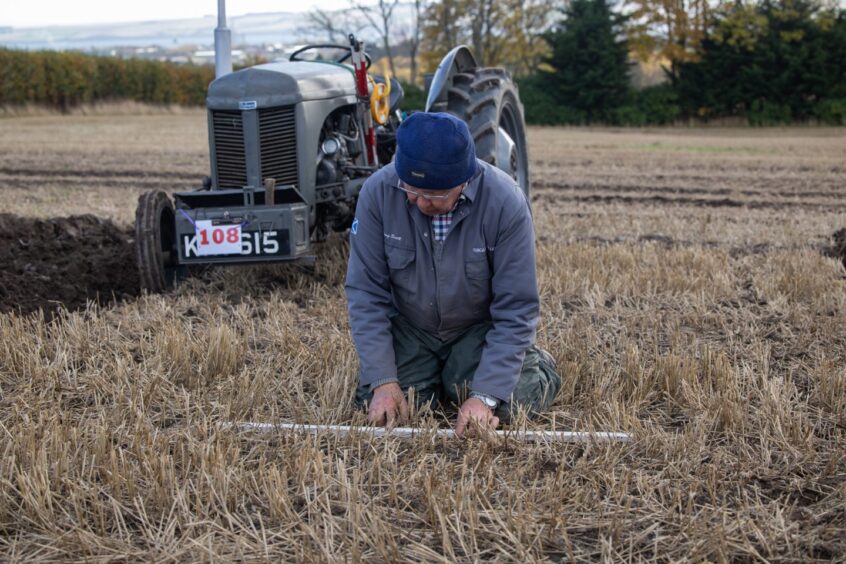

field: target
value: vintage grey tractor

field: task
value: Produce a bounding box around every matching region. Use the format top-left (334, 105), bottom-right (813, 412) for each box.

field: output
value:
top-left (134, 36), bottom-right (530, 291)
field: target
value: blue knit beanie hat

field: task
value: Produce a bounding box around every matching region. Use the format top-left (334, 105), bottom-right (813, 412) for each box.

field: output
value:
top-left (394, 112), bottom-right (477, 190)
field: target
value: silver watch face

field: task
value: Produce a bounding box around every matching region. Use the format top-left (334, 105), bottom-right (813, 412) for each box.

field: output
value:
top-left (473, 394), bottom-right (497, 408)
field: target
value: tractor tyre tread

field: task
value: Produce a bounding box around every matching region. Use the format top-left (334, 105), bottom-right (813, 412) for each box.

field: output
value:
top-left (452, 73), bottom-right (475, 86)
top-left (447, 87), bottom-right (471, 103)
top-left (446, 67), bottom-right (530, 194)
top-left (135, 190), bottom-right (177, 293)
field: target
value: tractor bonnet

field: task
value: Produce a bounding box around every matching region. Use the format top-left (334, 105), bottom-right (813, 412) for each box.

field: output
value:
top-left (206, 62), bottom-right (357, 110)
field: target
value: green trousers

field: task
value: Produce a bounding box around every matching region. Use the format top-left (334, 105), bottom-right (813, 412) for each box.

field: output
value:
top-left (355, 315), bottom-right (561, 422)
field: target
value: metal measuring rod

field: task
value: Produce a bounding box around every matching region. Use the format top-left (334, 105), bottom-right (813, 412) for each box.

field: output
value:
top-left (220, 422), bottom-right (632, 443)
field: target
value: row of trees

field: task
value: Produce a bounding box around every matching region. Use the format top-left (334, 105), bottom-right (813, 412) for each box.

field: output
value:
top-left (527, 0), bottom-right (846, 124)
top-left (310, 0), bottom-right (846, 125)
top-left (2, 0), bottom-right (843, 124)
top-left (676, 0), bottom-right (846, 123)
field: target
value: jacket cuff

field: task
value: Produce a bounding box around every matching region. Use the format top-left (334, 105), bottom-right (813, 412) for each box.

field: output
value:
top-left (470, 381), bottom-right (510, 403)
top-left (470, 391), bottom-right (501, 408)
top-left (369, 377), bottom-right (400, 392)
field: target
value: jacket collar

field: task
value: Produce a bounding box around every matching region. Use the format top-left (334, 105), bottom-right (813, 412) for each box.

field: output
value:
top-left (461, 163), bottom-right (483, 204)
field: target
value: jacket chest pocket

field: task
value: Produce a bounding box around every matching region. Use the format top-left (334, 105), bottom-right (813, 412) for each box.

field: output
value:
top-left (463, 258), bottom-right (492, 315)
top-left (386, 245), bottom-right (416, 292)
top-left (465, 259), bottom-right (492, 281)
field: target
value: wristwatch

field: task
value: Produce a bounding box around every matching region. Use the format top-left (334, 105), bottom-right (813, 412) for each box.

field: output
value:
top-left (470, 392), bottom-right (500, 410)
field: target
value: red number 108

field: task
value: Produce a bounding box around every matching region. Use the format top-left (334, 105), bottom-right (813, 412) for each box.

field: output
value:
top-left (199, 227), bottom-right (240, 245)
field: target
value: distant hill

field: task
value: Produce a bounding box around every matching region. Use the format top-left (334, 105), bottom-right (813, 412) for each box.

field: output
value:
top-left (0, 8), bottom-right (413, 52)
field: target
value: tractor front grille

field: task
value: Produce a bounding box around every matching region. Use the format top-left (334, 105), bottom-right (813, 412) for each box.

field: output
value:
top-left (211, 106), bottom-right (298, 190)
top-left (211, 110), bottom-right (247, 188)
top-left (258, 106), bottom-right (298, 187)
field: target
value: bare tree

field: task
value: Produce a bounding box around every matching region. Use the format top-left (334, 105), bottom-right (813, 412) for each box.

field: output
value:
top-left (394, 0), bottom-right (429, 85)
top-left (306, 8), bottom-right (368, 44)
top-left (420, 0), bottom-right (463, 72)
top-left (422, 0), bottom-right (505, 69)
top-left (500, 0), bottom-right (556, 76)
top-left (351, 0), bottom-right (401, 76)
top-left (421, 0), bottom-right (554, 77)
top-left (467, 0), bottom-right (499, 66)
top-left (409, 0), bottom-right (427, 85)
top-left (307, 8), bottom-right (346, 43)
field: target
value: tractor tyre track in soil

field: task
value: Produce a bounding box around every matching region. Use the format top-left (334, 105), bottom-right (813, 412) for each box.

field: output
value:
top-left (0, 213), bottom-right (139, 315)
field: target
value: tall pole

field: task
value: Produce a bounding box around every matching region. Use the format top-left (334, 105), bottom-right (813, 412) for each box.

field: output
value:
top-left (214, 0), bottom-right (232, 78)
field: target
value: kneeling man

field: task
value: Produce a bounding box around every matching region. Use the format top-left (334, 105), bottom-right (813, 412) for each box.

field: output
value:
top-left (345, 112), bottom-right (560, 437)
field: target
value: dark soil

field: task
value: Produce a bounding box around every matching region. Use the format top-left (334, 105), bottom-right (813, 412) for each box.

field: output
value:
top-left (0, 214), bottom-right (139, 315)
top-left (829, 228), bottom-right (846, 269)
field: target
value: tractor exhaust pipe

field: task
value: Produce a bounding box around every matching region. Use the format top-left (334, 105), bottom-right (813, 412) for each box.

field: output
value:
top-left (214, 0), bottom-right (232, 78)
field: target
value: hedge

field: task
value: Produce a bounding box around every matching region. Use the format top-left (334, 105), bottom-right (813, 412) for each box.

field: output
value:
top-left (0, 48), bottom-right (214, 110)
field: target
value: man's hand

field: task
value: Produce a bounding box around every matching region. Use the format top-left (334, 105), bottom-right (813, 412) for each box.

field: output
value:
top-left (367, 382), bottom-right (409, 427)
top-left (455, 398), bottom-right (500, 438)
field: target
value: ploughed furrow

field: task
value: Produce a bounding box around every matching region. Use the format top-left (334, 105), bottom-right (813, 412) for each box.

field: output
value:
top-left (532, 166), bottom-right (846, 197)
top-left (533, 159), bottom-right (844, 184)
top-left (533, 157), bottom-right (845, 176)
top-left (532, 190), bottom-right (846, 211)
top-left (549, 234), bottom-right (829, 258)
top-left (0, 213), bottom-right (139, 316)
top-left (0, 167), bottom-right (201, 181)
top-left (0, 149), bottom-right (209, 178)
top-left (0, 175), bottom-right (200, 191)
top-left (532, 179), bottom-right (846, 203)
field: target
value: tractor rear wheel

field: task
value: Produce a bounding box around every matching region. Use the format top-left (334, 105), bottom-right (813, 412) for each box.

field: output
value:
top-left (444, 68), bottom-right (530, 196)
top-left (135, 190), bottom-right (181, 292)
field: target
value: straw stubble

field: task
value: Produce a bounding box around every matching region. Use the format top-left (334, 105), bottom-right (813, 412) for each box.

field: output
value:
top-left (0, 115), bottom-right (844, 560)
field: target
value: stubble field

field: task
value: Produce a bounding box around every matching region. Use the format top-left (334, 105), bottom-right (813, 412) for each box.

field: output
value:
top-left (0, 111), bottom-right (844, 561)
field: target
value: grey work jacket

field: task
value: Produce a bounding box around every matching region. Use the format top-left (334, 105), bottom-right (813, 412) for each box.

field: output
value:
top-left (345, 160), bottom-right (539, 401)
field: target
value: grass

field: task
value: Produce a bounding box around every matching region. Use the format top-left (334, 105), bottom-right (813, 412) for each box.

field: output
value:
top-left (0, 114), bottom-right (844, 560)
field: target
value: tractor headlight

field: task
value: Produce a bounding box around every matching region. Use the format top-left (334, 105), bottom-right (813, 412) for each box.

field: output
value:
top-left (321, 137), bottom-right (340, 157)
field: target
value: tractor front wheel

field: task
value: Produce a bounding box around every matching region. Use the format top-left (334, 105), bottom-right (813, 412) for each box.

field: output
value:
top-left (135, 190), bottom-right (181, 292)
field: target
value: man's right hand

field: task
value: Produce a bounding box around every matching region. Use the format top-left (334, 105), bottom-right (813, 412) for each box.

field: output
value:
top-left (367, 382), bottom-right (409, 427)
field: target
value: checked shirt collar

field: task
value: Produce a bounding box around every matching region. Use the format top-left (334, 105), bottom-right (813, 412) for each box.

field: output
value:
top-left (432, 193), bottom-right (468, 242)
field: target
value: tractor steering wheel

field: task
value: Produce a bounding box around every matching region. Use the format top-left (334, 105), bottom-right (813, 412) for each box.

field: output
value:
top-left (288, 44), bottom-right (372, 69)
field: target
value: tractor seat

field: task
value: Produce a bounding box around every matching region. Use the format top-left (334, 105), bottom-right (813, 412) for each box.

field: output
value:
top-left (371, 75), bottom-right (404, 113)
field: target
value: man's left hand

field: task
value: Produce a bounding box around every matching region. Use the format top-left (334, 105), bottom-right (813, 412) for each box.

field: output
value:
top-left (455, 398), bottom-right (500, 438)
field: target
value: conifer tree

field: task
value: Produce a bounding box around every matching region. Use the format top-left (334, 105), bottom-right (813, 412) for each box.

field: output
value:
top-left (541, 0), bottom-right (631, 122)
top-left (676, 0), bottom-right (846, 123)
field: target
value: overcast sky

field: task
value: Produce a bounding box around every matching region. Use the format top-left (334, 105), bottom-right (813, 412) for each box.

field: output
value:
top-left (1, 1), bottom-right (355, 28)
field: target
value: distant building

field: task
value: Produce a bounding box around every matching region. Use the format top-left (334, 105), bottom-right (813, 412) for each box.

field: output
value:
top-left (192, 49), bottom-right (245, 66)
